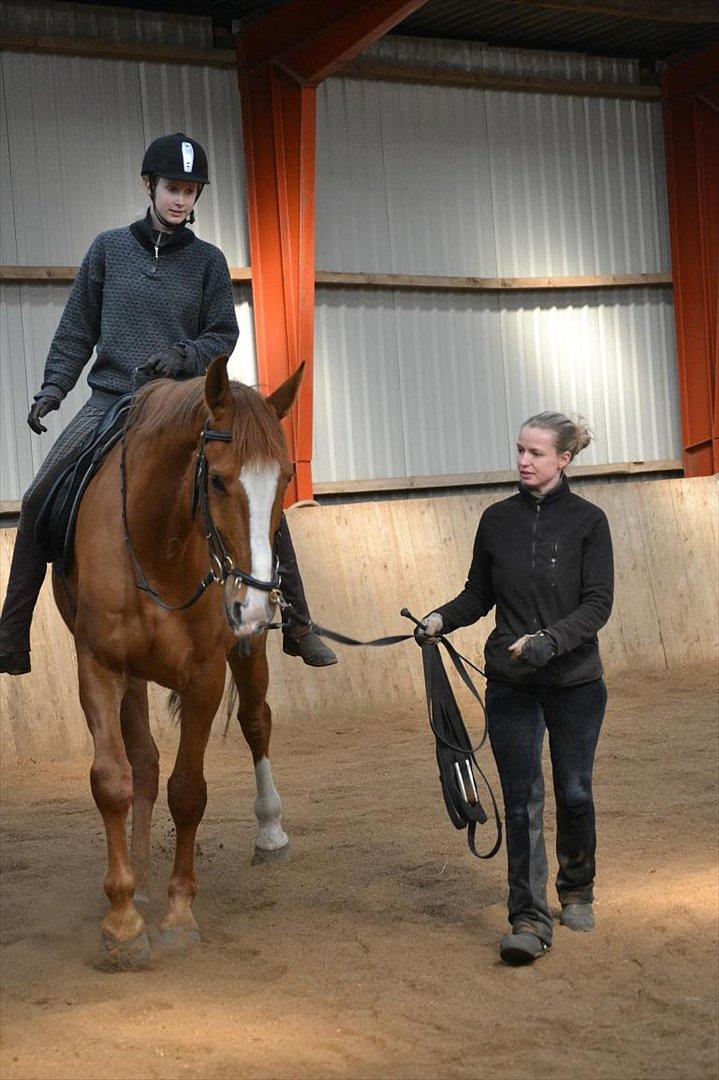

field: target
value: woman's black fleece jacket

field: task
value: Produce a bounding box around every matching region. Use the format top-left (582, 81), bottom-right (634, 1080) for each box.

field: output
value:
top-left (435, 477), bottom-right (613, 686)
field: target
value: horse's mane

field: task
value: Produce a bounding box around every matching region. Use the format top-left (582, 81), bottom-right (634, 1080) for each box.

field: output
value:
top-left (127, 376), bottom-right (288, 462)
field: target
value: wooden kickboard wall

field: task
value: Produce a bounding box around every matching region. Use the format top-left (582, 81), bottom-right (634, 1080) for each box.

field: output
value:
top-left (1, 475), bottom-right (716, 765)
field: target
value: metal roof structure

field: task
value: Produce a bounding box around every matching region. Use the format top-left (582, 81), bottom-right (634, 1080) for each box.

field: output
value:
top-left (48, 0), bottom-right (719, 62)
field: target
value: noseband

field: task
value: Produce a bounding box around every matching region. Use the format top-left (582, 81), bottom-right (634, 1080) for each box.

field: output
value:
top-left (120, 419), bottom-right (281, 613)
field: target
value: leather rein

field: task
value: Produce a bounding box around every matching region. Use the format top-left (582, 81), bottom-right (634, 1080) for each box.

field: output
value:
top-left (119, 418), bottom-right (281, 613)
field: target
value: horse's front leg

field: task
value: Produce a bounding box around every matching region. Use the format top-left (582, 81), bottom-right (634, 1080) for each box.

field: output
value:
top-left (161, 671), bottom-right (224, 946)
top-left (77, 648), bottom-right (149, 968)
top-left (120, 678), bottom-right (158, 902)
top-left (227, 643), bottom-right (289, 862)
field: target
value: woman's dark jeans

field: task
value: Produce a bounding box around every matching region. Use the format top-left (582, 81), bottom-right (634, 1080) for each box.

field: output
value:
top-left (486, 678), bottom-right (607, 943)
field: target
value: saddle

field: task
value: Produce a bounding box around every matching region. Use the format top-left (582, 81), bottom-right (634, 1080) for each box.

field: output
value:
top-left (35, 395), bottom-right (133, 574)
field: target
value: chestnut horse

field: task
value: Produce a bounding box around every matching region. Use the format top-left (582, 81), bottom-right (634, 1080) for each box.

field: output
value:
top-left (54, 356), bottom-right (302, 966)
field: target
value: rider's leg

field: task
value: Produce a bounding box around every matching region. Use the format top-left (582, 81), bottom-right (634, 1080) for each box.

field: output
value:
top-left (0, 399), bottom-right (109, 674)
top-left (274, 513), bottom-right (337, 667)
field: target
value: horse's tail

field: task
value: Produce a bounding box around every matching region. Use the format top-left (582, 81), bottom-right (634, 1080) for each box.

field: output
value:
top-left (166, 671), bottom-right (237, 735)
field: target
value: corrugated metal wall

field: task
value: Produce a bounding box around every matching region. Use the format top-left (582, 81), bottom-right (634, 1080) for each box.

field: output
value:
top-left (313, 35), bottom-right (678, 482)
top-left (1, 10), bottom-right (680, 499)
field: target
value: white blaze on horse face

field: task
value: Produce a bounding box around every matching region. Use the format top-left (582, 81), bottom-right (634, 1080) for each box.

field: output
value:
top-left (254, 757), bottom-right (288, 851)
top-left (236, 460), bottom-right (280, 635)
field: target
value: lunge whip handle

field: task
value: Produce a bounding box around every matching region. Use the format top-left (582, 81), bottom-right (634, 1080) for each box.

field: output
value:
top-left (400, 607), bottom-right (424, 629)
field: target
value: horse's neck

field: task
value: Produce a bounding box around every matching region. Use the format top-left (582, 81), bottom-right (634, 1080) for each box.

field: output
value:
top-left (125, 429), bottom-right (203, 575)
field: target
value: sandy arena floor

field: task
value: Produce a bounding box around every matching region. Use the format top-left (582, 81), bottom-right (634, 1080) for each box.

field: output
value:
top-left (1, 668), bottom-right (717, 1080)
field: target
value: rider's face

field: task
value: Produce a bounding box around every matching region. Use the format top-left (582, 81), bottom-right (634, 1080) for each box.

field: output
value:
top-left (144, 176), bottom-right (199, 225)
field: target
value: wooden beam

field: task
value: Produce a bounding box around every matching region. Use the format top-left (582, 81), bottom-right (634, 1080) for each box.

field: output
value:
top-left (511, 0), bottom-right (719, 24)
top-left (315, 270), bottom-right (672, 291)
top-left (0, 265), bottom-right (252, 283)
top-left (340, 60), bottom-right (661, 100)
top-left (1, 267), bottom-right (671, 291)
top-left (0, 32), bottom-right (660, 100)
top-left (0, 31), bottom-right (235, 68)
top-left (312, 459), bottom-right (683, 495)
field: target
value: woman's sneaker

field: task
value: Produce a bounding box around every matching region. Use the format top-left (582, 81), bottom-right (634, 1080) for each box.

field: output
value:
top-left (560, 903), bottom-right (595, 931)
top-left (499, 930), bottom-right (550, 966)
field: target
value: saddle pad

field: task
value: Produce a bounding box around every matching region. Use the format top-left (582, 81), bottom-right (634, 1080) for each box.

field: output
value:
top-left (35, 395), bottom-right (133, 573)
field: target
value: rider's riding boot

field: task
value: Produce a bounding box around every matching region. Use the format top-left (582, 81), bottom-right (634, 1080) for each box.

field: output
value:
top-left (0, 526), bottom-right (48, 676)
top-left (275, 514), bottom-right (337, 668)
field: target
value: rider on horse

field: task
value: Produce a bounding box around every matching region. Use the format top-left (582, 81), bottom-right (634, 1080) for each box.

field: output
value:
top-left (0, 131), bottom-right (337, 676)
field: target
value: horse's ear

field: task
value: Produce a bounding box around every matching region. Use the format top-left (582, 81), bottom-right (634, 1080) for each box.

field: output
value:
top-left (205, 355), bottom-right (231, 415)
top-left (266, 363), bottom-right (305, 419)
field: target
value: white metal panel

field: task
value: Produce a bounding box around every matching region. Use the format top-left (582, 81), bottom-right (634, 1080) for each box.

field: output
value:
top-left (313, 289), bottom-right (408, 481)
top-left (312, 286), bottom-right (680, 484)
top-left (0, 281), bottom-right (256, 503)
top-left (316, 79), bottom-right (392, 273)
top-left (377, 80), bottom-right (497, 276)
top-left (318, 70), bottom-right (668, 280)
top-left (392, 290), bottom-right (508, 475)
top-left (2, 51), bottom-right (145, 264)
top-left (2, 52), bottom-right (249, 266)
top-left (498, 286), bottom-right (680, 464)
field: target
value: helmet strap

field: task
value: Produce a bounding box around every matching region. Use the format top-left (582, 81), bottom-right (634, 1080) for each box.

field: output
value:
top-left (148, 175), bottom-right (199, 230)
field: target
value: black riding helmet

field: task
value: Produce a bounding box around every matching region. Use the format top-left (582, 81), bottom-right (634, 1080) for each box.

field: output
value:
top-left (141, 132), bottom-right (210, 227)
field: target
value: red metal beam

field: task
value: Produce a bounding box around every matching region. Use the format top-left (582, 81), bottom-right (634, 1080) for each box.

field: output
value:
top-left (237, 1), bottom-right (427, 503)
top-left (239, 0), bottom-right (427, 85)
top-left (662, 43), bottom-right (719, 477)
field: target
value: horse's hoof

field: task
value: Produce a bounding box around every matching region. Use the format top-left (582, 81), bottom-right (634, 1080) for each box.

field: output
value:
top-left (100, 930), bottom-right (151, 971)
top-left (252, 841), bottom-right (291, 866)
top-left (158, 926), bottom-right (201, 950)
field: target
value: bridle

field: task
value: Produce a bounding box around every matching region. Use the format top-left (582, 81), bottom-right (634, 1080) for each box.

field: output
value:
top-left (120, 418), bottom-right (281, 613)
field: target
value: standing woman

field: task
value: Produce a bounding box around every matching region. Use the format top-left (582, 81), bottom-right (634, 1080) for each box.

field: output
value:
top-left (0, 132), bottom-right (336, 674)
top-left (416, 413), bottom-right (613, 965)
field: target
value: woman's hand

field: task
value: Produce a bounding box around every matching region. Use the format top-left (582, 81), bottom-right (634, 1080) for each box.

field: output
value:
top-left (414, 612), bottom-right (444, 645)
top-left (508, 632), bottom-right (557, 667)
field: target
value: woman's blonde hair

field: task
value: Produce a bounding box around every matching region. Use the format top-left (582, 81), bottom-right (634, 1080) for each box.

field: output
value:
top-left (521, 411), bottom-right (594, 461)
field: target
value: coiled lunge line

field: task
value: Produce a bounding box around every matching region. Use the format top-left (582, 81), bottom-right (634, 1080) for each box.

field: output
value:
top-left (273, 599), bottom-right (503, 860)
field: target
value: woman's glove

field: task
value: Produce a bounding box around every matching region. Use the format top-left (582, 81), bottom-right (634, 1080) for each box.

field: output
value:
top-left (520, 631), bottom-right (557, 667)
top-left (414, 612), bottom-right (444, 645)
top-left (27, 394), bottom-right (60, 434)
top-left (141, 345), bottom-right (195, 379)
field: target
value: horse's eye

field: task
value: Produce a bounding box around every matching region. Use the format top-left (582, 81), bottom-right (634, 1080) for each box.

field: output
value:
top-left (210, 474), bottom-right (226, 494)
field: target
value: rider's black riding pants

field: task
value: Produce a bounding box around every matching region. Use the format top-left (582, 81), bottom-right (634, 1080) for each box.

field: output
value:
top-left (486, 677), bottom-right (607, 944)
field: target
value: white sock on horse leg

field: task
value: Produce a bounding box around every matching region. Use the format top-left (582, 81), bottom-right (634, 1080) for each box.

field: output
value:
top-left (254, 757), bottom-right (289, 851)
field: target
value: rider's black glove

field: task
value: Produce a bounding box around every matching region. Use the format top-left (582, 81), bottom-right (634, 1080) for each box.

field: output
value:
top-left (521, 631), bottom-right (557, 668)
top-left (141, 345), bottom-right (196, 380)
top-left (27, 394), bottom-right (60, 434)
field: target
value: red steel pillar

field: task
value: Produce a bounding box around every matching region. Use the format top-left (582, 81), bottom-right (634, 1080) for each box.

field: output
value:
top-left (662, 42), bottom-right (719, 477)
top-left (237, 1), bottom-right (427, 503)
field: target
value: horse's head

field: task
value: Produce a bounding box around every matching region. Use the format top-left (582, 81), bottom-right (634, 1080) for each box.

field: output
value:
top-left (202, 356), bottom-right (303, 638)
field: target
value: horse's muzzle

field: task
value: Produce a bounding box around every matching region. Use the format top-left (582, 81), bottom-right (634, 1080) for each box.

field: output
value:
top-left (224, 580), bottom-right (277, 638)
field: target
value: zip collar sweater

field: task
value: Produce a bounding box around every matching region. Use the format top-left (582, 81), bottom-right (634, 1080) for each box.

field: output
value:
top-left (38, 211), bottom-right (239, 405)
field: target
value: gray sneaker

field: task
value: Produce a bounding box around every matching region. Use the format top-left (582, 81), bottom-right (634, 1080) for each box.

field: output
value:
top-left (560, 903), bottom-right (595, 932)
top-left (499, 931), bottom-right (550, 966)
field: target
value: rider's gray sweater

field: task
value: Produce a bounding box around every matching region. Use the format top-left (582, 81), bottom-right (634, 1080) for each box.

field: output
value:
top-left (37, 211), bottom-right (239, 404)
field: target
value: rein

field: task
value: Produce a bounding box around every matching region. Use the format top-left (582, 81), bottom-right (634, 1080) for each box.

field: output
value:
top-left (275, 600), bottom-right (502, 860)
